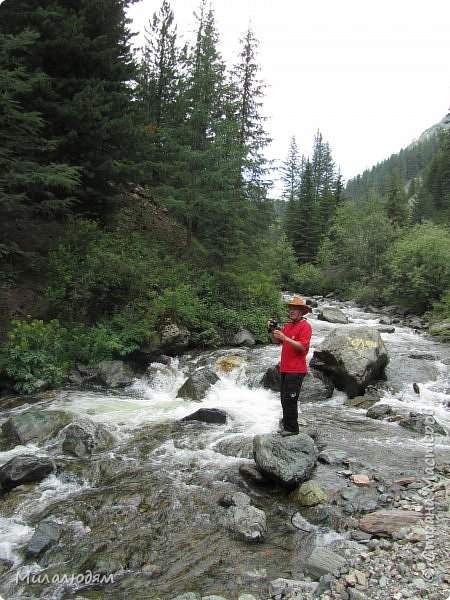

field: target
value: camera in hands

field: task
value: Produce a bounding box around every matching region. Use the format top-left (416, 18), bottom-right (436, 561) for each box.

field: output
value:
top-left (268, 319), bottom-right (279, 333)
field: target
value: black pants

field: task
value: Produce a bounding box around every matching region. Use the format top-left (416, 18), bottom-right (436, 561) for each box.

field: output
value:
top-left (280, 373), bottom-right (306, 433)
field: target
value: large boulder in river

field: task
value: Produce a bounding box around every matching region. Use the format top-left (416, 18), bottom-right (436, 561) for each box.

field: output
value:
top-left (253, 433), bottom-right (318, 489)
top-left (229, 327), bottom-right (256, 347)
top-left (1, 410), bottom-right (71, 448)
top-left (176, 368), bottom-right (219, 401)
top-left (318, 306), bottom-right (349, 324)
top-left (138, 317), bottom-right (190, 360)
top-left (0, 455), bottom-right (55, 491)
top-left (398, 412), bottom-right (447, 436)
top-left (261, 366), bottom-right (334, 402)
top-left (60, 419), bottom-right (115, 457)
top-left (180, 408), bottom-right (227, 425)
top-left (98, 360), bottom-right (134, 388)
top-left (310, 326), bottom-right (389, 398)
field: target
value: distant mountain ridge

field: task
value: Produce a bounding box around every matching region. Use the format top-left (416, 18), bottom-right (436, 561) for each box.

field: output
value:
top-left (345, 112), bottom-right (449, 201)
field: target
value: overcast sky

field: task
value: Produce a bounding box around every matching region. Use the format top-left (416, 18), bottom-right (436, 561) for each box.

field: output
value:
top-left (127, 0), bottom-right (450, 191)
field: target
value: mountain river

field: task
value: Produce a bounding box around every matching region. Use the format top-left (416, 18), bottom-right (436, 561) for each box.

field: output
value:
top-left (0, 299), bottom-right (449, 599)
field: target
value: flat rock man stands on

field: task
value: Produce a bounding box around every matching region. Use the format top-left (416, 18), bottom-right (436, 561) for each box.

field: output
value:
top-left (268, 296), bottom-right (312, 436)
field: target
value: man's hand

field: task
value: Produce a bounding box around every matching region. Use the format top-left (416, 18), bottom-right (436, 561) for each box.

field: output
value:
top-left (273, 329), bottom-right (286, 342)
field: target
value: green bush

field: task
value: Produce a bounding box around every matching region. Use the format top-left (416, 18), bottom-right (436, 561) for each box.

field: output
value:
top-left (1, 318), bottom-right (70, 393)
top-left (289, 263), bottom-right (329, 296)
top-left (385, 222), bottom-right (450, 310)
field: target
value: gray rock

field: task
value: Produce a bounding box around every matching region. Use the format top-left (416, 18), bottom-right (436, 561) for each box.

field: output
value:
top-left (138, 318), bottom-right (190, 359)
top-left (318, 449), bottom-right (349, 465)
top-left (97, 360), bottom-right (134, 388)
top-left (61, 418), bottom-right (114, 457)
top-left (399, 412), bottom-right (447, 436)
top-left (366, 403), bottom-right (392, 420)
top-left (378, 315), bottom-right (392, 325)
top-left (377, 326), bottom-right (396, 333)
top-left (318, 306), bottom-right (349, 324)
top-left (309, 326), bottom-right (389, 398)
top-left (1, 410), bottom-right (71, 447)
top-left (253, 433), bottom-right (318, 489)
top-left (0, 455), bottom-right (55, 490)
top-left (344, 395), bottom-right (379, 409)
top-left (180, 408), bottom-right (227, 425)
top-left (305, 547), bottom-right (347, 579)
top-left (261, 365), bottom-right (334, 402)
top-left (260, 365), bottom-right (280, 392)
top-left (238, 463), bottom-right (269, 485)
top-left (171, 595), bottom-right (200, 600)
top-left (25, 520), bottom-right (62, 557)
top-left (291, 512), bottom-right (318, 533)
top-left (214, 436), bottom-right (253, 459)
top-left (229, 327), bottom-right (255, 347)
top-left (224, 504), bottom-right (267, 543)
top-left (301, 368), bottom-right (335, 403)
top-left (269, 578), bottom-right (318, 596)
top-left (176, 368), bottom-right (219, 401)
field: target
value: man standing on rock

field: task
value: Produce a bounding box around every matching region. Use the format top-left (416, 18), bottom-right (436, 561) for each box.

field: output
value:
top-left (268, 296), bottom-right (312, 436)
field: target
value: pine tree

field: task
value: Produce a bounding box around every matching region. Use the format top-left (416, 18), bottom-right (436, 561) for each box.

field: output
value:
top-left (0, 28), bottom-right (80, 260)
top-left (385, 171), bottom-right (408, 226)
top-left (0, 0), bottom-right (143, 218)
top-left (280, 137), bottom-right (302, 202)
top-left (230, 26), bottom-right (272, 202)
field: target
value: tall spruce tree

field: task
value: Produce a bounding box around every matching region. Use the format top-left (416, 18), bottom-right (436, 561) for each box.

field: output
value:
top-left (230, 26), bottom-right (271, 202)
top-left (0, 28), bottom-right (80, 262)
top-left (0, 0), bottom-right (143, 218)
top-left (280, 136), bottom-right (302, 202)
top-left (385, 171), bottom-right (408, 226)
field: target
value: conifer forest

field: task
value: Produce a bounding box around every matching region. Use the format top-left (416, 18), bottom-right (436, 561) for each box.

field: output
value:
top-left (0, 0), bottom-right (449, 393)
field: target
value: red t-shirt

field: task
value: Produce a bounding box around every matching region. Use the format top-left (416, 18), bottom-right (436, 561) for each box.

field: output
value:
top-left (278, 319), bottom-right (312, 373)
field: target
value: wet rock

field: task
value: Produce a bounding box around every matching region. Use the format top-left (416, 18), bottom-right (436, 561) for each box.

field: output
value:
top-left (337, 486), bottom-right (379, 514)
top-left (25, 520), bottom-right (62, 557)
top-left (291, 480), bottom-right (328, 506)
top-left (269, 578), bottom-right (318, 596)
top-left (0, 455), bottom-right (55, 491)
top-left (260, 365), bottom-right (280, 392)
top-left (97, 360), bottom-right (134, 388)
top-left (318, 306), bottom-right (349, 324)
top-left (301, 368), bottom-right (335, 403)
top-left (223, 503), bottom-right (267, 543)
top-left (253, 433), bottom-right (318, 489)
top-left (171, 594), bottom-right (200, 600)
top-left (214, 436), bottom-right (253, 459)
top-left (176, 368), bottom-right (219, 401)
top-left (229, 327), bottom-right (255, 347)
top-left (216, 355), bottom-right (243, 373)
top-left (305, 547), bottom-right (347, 579)
top-left (398, 412), bottom-right (447, 436)
top-left (261, 365), bottom-right (334, 402)
top-left (318, 449), bottom-right (350, 465)
top-left (1, 410), bottom-right (71, 447)
top-left (358, 510), bottom-right (423, 537)
top-left (138, 317), bottom-right (190, 360)
top-left (238, 463), bottom-right (270, 485)
top-left (60, 418), bottom-right (115, 457)
top-left (344, 395), bottom-right (379, 409)
top-left (180, 408), bottom-right (227, 425)
top-left (366, 403), bottom-right (393, 420)
top-left (377, 326), bottom-right (396, 333)
top-left (291, 512), bottom-right (318, 533)
top-left (379, 315), bottom-right (393, 325)
top-left (309, 326), bottom-right (389, 398)
top-left (350, 474), bottom-right (371, 487)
